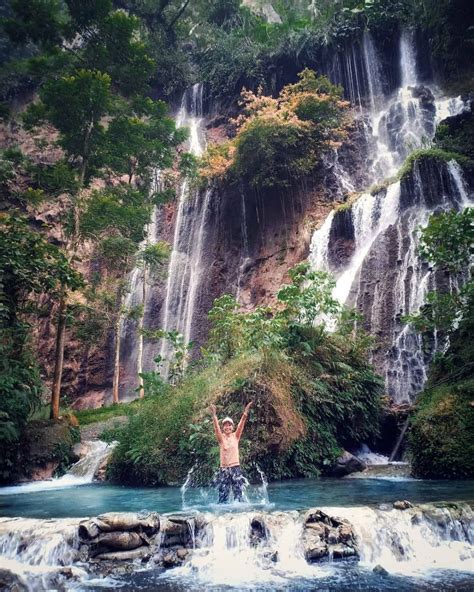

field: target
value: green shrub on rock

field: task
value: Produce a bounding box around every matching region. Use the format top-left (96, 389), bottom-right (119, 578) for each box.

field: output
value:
top-left (108, 264), bottom-right (383, 486)
top-left (410, 380), bottom-right (474, 479)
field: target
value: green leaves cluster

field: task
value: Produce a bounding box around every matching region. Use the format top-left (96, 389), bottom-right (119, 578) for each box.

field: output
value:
top-left (109, 263), bottom-right (383, 485)
top-left (0, 216), bottom-right (82, 481)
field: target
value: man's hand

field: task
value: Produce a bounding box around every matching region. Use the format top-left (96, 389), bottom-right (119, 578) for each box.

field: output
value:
top-left (244, 401), bottom-right (253, 414)
top-left (210, 404), bottom-right (217, 417)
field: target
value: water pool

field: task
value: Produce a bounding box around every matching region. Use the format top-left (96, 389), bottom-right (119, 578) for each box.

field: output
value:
top-left (1, 477), bottom-right (473, 518)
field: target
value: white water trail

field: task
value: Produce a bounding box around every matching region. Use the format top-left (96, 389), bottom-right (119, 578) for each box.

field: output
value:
top-left (328, 505), bottom-right (474, 576)
top-left (159, 83), bottom-right (211, 377)
top-left (309, 30), bottom-right (472, 403)
top-left (0, 441), bottom-right (113, 495)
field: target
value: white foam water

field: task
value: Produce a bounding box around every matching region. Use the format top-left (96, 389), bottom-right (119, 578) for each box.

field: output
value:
top-left (0, 441), bottom-right (113, 495)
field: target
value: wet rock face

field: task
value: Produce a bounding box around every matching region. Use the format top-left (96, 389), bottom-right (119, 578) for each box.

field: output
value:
top-left (302, 510), bottom-right (358, 562)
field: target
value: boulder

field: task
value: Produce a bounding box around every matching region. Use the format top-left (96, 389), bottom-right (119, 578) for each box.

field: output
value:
top-left (79, 511), bottom-right (160, 539)
top-left (393, 500), bottom-right (413, 510)
top-left (250, 515), bottom-right (267, 546)
top-left (373, 564), bottom-right (389, 576)
top-left (331, 451), bottom-right (367, 477)
top-left (331, 543), bottom-right (357, 559)
top-left (302, 508), bottom-right (358, 563)
top-left (160, 516), bottom-right (194, 548)
top-left (0, 568), bottom-right (28, 592)
top-left (93, 547), bottom-right (151, 561)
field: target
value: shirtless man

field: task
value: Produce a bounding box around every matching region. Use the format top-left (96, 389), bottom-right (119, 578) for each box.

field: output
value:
top-left (210, 402), bottom-right (253, 503)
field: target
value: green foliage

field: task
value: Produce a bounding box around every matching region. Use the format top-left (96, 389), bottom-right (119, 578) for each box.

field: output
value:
top-left (398, 148), bottom-right (470, 181)
top-left (35, 69), bottom-right (112, 182)
top-left (141, 329), bottom-right (192, 385)
top-left (277, 263), bottom-right (340, 324)
top-left (405, 208), bottom-right (473, 335)
top-left (410, 379), bottom-right (474, 478)
top-left (109, 264), bottom-right (383, 485)
top-left (407, 203), bottom-right (474, 478)
top-left (0, 216), bottom-right (82, 482)
top-left (435, 114), bottom-right (474, 161)
top-left (74, 400), bottom-right (141, 426)
top-left (80, 187), bottom-right (151, 244)
top-left (205, 69), bottom-right (349, 189)
top-left (418, 208), bottom-right (473, 273)
top-left (0, 215), bottom-right (83, 325)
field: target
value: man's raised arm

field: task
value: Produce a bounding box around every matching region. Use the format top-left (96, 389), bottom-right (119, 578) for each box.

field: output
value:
top-left (236, 401), bottom-right (253, 440)
top-left (210, 404), bottom-right (223, 443)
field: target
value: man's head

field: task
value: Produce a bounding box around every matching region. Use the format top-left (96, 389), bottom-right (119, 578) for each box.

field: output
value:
top-left (221, 417), bottom-right (234, 434)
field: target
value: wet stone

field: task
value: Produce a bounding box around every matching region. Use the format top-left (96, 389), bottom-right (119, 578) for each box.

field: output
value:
top-left (373, 564), bottom-right (389, 576)
top-left (302, 508), bottom-right (358, 563)
top-left (393, 500), bottom-right (413, 510)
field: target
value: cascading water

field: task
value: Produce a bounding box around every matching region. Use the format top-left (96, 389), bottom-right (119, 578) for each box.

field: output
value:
top-left (159, 83), bottom-right (212, 377)
top-left (0, 440), bottom-right (113, 495)
top-left (309, 31), bottom-right (472, 403)
top-left (119, 84), bottom-right (211, 389)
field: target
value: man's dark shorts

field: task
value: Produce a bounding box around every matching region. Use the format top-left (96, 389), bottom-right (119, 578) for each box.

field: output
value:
top-left (216, 466), bottom-right (245, 503)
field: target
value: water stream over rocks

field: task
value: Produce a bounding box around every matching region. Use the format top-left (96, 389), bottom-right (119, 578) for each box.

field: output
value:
top-left (0, 501), bottom-right (473, 591)
top-left (309, 31), bottom-right (472, 403)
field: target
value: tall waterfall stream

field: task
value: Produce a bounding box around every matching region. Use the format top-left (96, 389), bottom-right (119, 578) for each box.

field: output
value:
top-left (309, 31), bottom-right (471, 403)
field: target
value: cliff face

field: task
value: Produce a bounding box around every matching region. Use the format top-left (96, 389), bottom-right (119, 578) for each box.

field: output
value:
top-left (4, 27), bottom-right (472, 409)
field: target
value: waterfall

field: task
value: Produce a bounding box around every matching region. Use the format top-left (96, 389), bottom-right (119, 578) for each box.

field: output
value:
top-left (331, 505), bottom-right (474, 575)
top-left (159, 83), bottom-right (211, 377)
top-left (309, 32), bottom-right (471, 403)
top-left (159, 505), bottom-right (473, 586)
top-left (0, 441), bottom-right (113, 495)
top-left (362, 31), bottom-right (383, 112)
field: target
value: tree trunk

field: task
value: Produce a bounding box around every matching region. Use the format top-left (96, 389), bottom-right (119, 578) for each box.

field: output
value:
top-left (50, 293), bottom-right (67, 419)
top-left (112, 314), bottom-right (122, 404)
top-left (137, 266), bottom-right (147, 399)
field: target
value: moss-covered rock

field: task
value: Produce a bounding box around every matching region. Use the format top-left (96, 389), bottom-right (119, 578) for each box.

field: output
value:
top-left (17, 419), bottom-right (80, 481)
top-left (409, 381), bottom-right (474, 479)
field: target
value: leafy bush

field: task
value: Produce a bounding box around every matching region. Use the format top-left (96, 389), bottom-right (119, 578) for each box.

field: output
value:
top-left (109, 263), bottom-right (383, 485)
top-left (200, 69), bottom-right (349, 189)
top-left (410, 379), bottom-right (474, 478)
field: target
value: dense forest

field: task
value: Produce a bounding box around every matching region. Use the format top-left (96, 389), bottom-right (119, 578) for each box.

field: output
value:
top-left (0, 0), bottom-right (473, 488)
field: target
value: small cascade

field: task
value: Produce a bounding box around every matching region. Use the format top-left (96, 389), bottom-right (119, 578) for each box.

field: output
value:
top-left (161, 504), bottom-right (473, 588)
top-left (309, 30), bottom-right (472, 403)
top-left (236, 188), bottom-right (251, 302)
top-left (0, 517), bottom-right (84, 591)
top-left (361, 31), bottom-right (384, 113)
top-left (0, 441), bottom-right (113, 495)
top-left (331, 504), bottom-right (474, 575)
top-left (159, 84), bottom-right (212, 377)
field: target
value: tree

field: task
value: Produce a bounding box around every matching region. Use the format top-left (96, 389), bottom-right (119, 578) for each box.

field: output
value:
top-left (0, 216), bottom-right (83, 474)
top-left (5, 0), bottom-right (183, 414)
top-left (406, 207), bottom-right (474, 334)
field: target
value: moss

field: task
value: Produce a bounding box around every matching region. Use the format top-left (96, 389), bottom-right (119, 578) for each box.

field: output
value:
top-left (17, 419), bottom-right (80, 480)
top-left (369, 176), bottom-right (398, 196)
top-left (398, 148), bottom-right (470, 181)
top-left (74, 400), bottom-right (142, 425)
top-left (409, 380), bottom-right (474, 479)
top-left (334, 192), bottom-right (362, 213)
